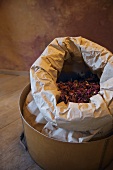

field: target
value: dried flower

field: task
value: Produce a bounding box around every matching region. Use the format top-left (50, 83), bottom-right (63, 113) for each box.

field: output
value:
top-left (57, 72), bottom-right (100, 103)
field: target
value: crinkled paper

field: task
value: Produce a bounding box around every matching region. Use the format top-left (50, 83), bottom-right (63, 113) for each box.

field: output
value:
top-left (26, 37), bottom-right (113, 143)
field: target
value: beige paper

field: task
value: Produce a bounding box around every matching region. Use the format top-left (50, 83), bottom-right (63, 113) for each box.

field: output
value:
top-left (28, 37), bottom-right (113, 142)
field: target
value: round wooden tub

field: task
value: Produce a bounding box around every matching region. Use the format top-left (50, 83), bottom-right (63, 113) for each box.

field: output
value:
top-left (19, 84), bottom-right (113, 170)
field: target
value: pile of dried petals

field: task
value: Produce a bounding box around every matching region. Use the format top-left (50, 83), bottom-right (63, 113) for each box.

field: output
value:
top-left (57, 73), bottom-right (100, 104)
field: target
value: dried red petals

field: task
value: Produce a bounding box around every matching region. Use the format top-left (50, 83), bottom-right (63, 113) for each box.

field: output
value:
top-left (57, 74), bottom-right (100, 104)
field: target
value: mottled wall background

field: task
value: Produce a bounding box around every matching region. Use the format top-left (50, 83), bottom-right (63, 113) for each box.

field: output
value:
top-left (0, 0), bottom-right (113, 71)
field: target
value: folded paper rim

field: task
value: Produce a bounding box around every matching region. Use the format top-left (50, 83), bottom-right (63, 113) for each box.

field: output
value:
top-left (30, 36), bottom-right (113, 131)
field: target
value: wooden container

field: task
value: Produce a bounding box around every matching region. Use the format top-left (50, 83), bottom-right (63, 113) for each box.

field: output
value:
top-left (19, 84), bottom-right (113, 170)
